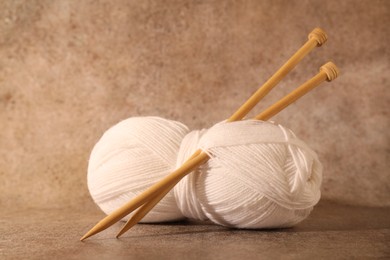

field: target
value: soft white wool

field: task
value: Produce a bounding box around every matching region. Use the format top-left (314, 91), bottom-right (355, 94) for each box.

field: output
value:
top-left (88, 117), bottom-right (322, 228)
top-left (174, 120), bottom-right (322, 228)
top-left (87, 117), bottom-right (188, 222)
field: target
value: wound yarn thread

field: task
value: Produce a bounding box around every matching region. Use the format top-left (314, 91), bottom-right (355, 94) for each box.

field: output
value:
top-left (87, 117), bottom-right (188, 222)
top-left (174, 120), bottom-right (322, 228)
top-left (87, 117), bottom-right (322, 228)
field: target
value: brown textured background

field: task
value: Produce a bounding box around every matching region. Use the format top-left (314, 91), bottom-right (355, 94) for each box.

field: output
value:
top-left (0, 0), bottom-right (389, 211)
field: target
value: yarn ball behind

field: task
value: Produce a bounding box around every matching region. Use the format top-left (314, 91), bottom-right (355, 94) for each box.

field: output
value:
top-left (88, 117), bottom-right (189, 222)
top-left (174, 120), bottom-right (322, 229)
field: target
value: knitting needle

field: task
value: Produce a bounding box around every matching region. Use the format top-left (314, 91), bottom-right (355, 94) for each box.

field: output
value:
top-left (255, 61), bottom-right (339, 120)
top-left (80, 28), bottom-right (327, 241)
top-left (115, 61), bottom-right (340, 237)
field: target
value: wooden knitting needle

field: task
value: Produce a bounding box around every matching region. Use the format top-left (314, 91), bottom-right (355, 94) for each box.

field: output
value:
top-left (115, 61), bottom-right (340, 237)
top-left (255, 61), bottom-right (339, 120)
top-left (80, 28), bottom-right (327, 241)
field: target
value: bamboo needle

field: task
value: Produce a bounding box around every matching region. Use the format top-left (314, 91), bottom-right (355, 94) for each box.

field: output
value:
top-left (115, 61), bottom-right (340, 238)
top-left (80, 28), bottom-right (328, 241)
top-left (255, 61), bottom-right (339, 120)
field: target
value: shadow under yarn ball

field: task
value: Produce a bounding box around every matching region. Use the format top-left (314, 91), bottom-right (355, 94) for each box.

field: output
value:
top-left (87, 117), bottom-right (322, 228)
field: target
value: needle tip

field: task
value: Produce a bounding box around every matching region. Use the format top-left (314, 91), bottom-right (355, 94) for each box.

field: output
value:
top-left (116, 229), bottom-right (126, 238)
top-left (80, 234), bottom-right (88, 241)
top-left (80, 231), bottom-right (93, 241)
top-left (80, 226), bottom-right (100, 241)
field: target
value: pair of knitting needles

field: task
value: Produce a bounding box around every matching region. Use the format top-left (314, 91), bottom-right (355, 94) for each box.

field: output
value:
top-left (81, 28), bottom-right (339, 241)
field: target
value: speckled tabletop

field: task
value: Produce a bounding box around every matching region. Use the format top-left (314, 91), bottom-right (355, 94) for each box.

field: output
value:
top-left (1, 201), bottom-right (389, 259)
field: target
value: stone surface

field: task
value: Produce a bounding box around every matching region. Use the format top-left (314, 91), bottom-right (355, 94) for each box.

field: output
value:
top-left (1, 201), bottom-right (389, 259)
top-left (0, 0), bottom-right (389, 211)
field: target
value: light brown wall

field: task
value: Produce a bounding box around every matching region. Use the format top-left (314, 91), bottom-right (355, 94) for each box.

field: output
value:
top-left (1, 0), bottom-right (389, 209)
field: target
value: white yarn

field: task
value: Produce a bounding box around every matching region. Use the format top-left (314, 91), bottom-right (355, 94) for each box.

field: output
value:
top-left (88, 117), bottom-right (188, 222)
top-left (88, 117), bottom-right (322, 228)
top-left (174, 120), bottom-right (322, 228)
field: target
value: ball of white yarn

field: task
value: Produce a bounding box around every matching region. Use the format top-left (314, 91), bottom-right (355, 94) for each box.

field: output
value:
top-left (174, 120), bottom-right (322, 229)
top-left (87, 117), bottom-right (188, 222)
top-left (87, 116), bottom-right (322, 228)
